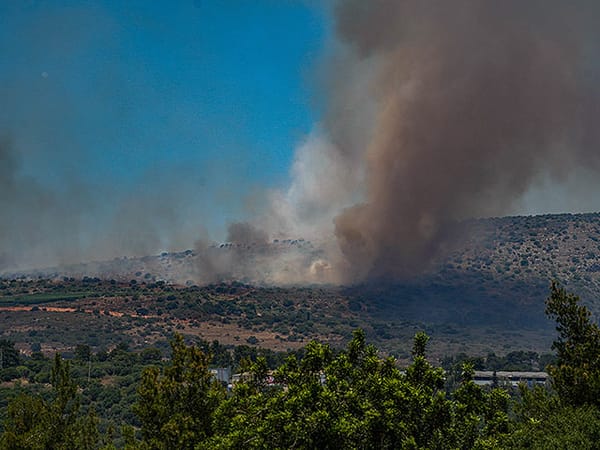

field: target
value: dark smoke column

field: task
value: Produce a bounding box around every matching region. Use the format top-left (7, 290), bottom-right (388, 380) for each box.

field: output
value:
top-left (332, 0), bottom-right (600, 281)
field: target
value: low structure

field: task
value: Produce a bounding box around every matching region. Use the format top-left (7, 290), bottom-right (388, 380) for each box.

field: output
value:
top-left (473, 371), bottom-right (549, 387)
top-left (210, 367), bottom-right (231, 384)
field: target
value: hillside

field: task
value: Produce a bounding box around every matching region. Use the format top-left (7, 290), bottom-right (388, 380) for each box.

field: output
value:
top-left (450, 213), bottom-right (600, 291)
top-left (2, 213), bottom-right (600, 362)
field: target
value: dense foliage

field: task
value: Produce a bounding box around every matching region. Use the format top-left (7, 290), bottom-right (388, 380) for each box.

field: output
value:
top-left (1, 283), bottom-right (600, 448)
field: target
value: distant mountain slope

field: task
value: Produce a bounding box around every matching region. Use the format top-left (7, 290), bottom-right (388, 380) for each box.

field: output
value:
top-left (346, 213), bottom-right (600, 333)
top-left (8, 213), bottom-right (600, 286)
top-left (3, 213), bottom-right (600, 359)
top-left (451, 213), bottom-right (600, 286)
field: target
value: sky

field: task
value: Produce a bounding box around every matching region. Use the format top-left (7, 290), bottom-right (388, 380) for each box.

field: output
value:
top-left (0, 0), bottom-right (329, 244)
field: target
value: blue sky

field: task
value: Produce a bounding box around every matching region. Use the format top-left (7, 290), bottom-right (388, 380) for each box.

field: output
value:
top-left (0, 0), bottom-right (330, 238)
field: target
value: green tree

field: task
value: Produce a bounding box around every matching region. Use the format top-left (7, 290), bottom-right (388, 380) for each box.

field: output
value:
top-left (1, 393), bottom-right (47, 450)
top-left (451, 363), bottom-right (511, 449)
top-left (205, 329), bottom-right (506, 449)
top-left (133, 334), bottom-right (226, 449)
top-left (503, 386), bottom-right (600, 450)
top-left (74, 344), bottom-right (91, 362)
top-left (0, 354), bottom-right (99, 450)
top-left (545, 281), bottom-right (600, 407)
top-left (0, 339), bottom-right (20, 369)
top-left (140, 347), bottom-right (162, 363)
top-left (500, 283), bottom-right (600, 448)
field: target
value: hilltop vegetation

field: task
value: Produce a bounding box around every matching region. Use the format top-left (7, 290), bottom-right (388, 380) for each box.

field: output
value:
top-left (456, 213), bottom-right (600, 283)
top-left (447, 213), bottom-right (600, 308)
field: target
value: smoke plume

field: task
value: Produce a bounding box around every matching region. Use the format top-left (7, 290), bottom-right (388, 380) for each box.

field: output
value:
top-left (321, 0), bottom-right (600, 281)
top-left (193, 222), bottom-right (329, 285)
top-left (196, 0), bottom-right (600, 284)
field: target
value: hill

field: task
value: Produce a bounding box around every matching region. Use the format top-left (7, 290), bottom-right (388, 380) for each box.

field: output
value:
top-left (2, 212), bottom-right (600, 362)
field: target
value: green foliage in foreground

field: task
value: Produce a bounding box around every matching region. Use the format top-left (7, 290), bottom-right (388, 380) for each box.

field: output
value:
top-left (134, 334), bottom-right (225, 449)
top-left (204, 331), bottom-right (510, 450)
top-left (2, 282), bottom-right (600, 449)
top-left (1, 355), bottom-right (99, 449)
top-left (545, 281), bottom-right (600, 407)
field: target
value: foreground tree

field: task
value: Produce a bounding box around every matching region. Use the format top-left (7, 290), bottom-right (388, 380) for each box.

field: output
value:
top-left (545, 281), bottom-right (600, 407)
top-left (0, 354), bottom-right (98, 450)
top-left (502, 384), bottom-right (600, 449)
top-left (204, 329), bottom-right (508, 449)
top-left (134, 334), bottom-right (226, 449)
top-left (498, 282), bottom-right (600, 449)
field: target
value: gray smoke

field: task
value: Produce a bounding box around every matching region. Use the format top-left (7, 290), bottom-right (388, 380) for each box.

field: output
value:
top-left (0, 4), bottom-right (234, 273)
top-left (193, 222), bottom-right (329, 285)
top-left (199, 0), bottom-right (600, 285)
top-left (0, 137), bottom-right (87, 270)
top-left (326, 0), bottom-right (600, 281)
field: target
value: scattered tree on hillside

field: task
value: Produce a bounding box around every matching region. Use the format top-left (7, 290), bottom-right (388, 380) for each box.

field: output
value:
top-left (0, 340), bottom-right (20, 369)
